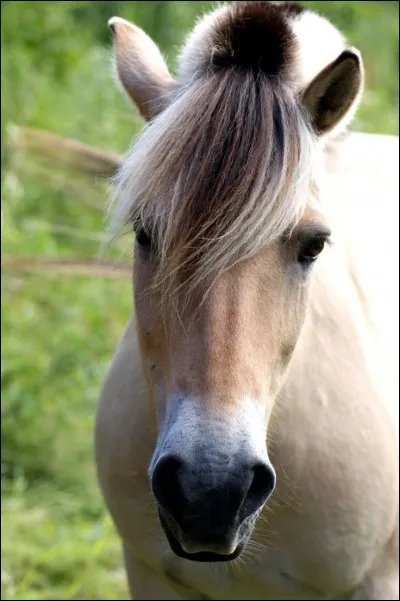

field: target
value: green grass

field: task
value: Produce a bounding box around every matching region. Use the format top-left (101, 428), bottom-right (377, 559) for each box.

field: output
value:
top-left (2, 483), bottom-right (129, 600)
top-left (1, 2), bottom-right (398, 599)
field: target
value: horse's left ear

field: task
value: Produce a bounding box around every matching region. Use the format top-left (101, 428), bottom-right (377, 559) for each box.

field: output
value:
top-left (301, 49), bottom-right (364, 135)
top-left (108, 17), bottom-right (176, 121)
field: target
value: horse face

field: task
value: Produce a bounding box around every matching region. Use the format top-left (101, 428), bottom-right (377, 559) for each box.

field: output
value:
top-left (107, 4), bottom-right (361, 562)
top-left (133, 211), bottom-right (330, 561)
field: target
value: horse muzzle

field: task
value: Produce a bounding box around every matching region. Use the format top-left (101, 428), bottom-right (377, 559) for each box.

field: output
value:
top-left (150, 452), bottom-right (276, 562)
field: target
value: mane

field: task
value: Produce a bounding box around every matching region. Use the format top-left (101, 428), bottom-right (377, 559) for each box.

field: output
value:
top-left (109, 2), bottom-right (321, 310)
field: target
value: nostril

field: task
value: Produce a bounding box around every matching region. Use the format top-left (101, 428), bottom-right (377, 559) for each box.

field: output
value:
top-left (245, 462), bottom-right (276, 515)
top-left (152, 455), bottom-right (275, 531)
top-left (151, 456), bottom-right (185, 515)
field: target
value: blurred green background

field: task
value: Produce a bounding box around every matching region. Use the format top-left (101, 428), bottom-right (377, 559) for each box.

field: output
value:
top-left (1, 2), bottom-right (398, 599)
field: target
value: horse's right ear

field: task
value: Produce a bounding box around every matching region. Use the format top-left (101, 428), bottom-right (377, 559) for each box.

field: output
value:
top-left (301, 49), bottom-right (364, 136)
top-left (108, 17), bottom-right (176, 121)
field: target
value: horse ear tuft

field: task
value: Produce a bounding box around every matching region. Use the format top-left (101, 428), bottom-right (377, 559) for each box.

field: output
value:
top-left (301, 48), bottom-right (364, 136)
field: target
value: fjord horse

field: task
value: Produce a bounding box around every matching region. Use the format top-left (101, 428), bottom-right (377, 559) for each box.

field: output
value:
top-left (95, 2), bottom-right (399, 599)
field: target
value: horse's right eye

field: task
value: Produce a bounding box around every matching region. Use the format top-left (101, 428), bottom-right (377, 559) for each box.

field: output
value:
top-left (135, 228), bottom-right (152, 250)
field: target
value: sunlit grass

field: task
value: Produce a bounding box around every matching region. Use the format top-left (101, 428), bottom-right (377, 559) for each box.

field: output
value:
top-left (2, 482), bottom-right (129, 600)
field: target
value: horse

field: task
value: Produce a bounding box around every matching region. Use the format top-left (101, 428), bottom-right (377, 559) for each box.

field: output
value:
top-left (95, 2), bottom-right (399, 599)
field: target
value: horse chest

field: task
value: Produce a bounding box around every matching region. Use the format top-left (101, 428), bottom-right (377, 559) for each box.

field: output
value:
top-left (156, 544), bottom-right (337, 600)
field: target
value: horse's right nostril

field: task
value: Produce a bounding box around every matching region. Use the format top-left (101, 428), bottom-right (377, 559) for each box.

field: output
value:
top-left (151, 456), bottom-right (186, 517)
top-left (244, 462), bottom-right (276, 516)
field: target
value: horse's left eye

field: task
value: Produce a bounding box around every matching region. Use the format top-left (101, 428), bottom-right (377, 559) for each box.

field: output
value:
top-left (135, 228), bottom-right (152, 250)
top-left (298, 236), bottom-right (326, 265)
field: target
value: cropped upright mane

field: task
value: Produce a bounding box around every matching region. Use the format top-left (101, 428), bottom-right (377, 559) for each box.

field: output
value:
top-left (109, 2), bottom-right (326, 309)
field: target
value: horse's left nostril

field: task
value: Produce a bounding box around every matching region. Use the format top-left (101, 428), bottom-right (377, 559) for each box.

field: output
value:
top-left (244, 462), bottom-right (276, 516)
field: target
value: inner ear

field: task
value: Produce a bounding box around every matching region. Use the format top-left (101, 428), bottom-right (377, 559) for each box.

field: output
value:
top-left (301, 49), bottom-right (363, 135)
